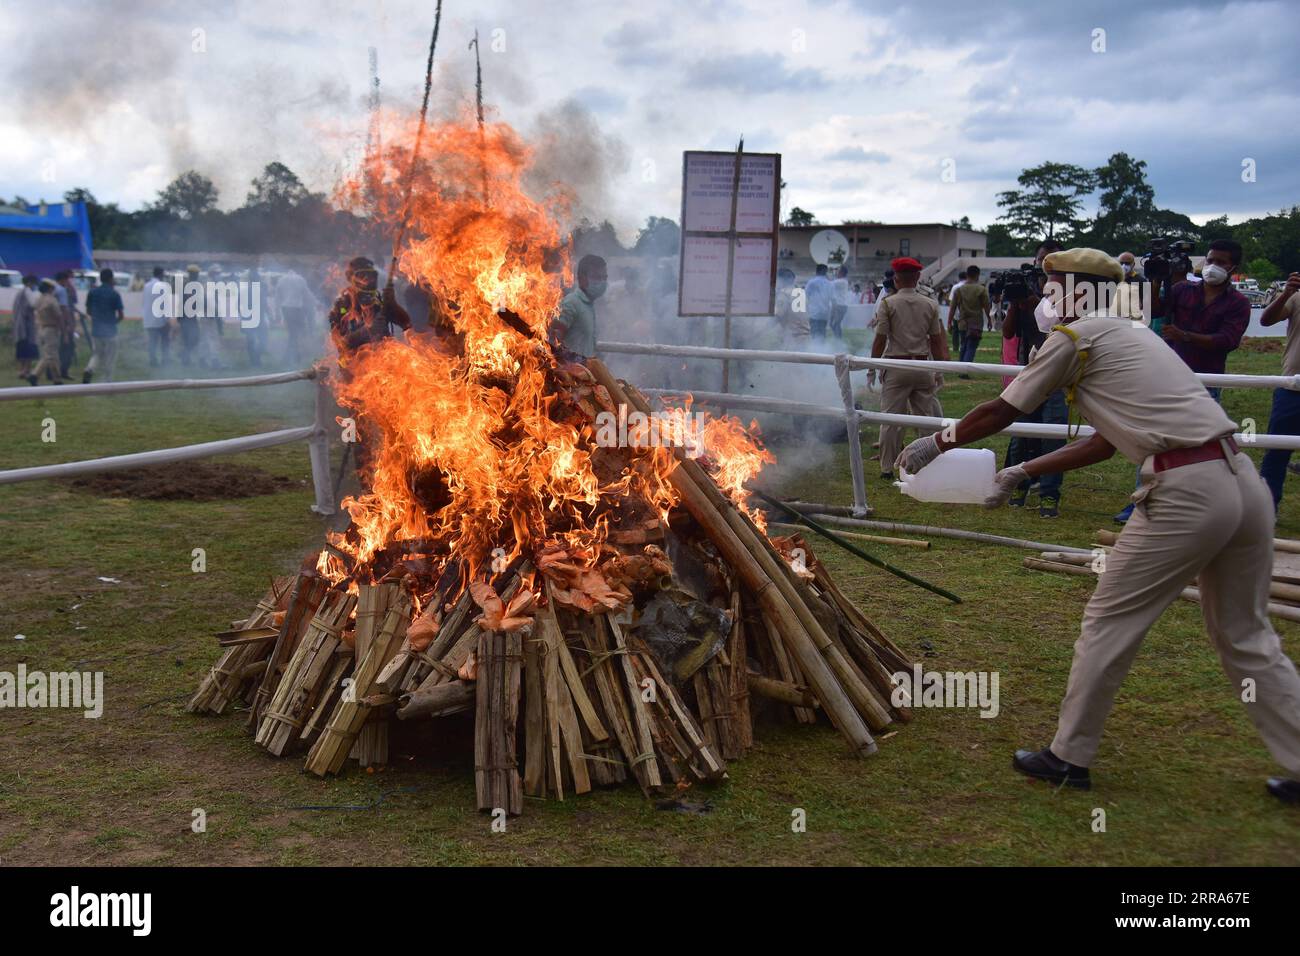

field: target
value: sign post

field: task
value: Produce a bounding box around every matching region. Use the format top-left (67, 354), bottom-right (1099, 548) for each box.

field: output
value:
top-left (678, 144), bottom-right (781, 396)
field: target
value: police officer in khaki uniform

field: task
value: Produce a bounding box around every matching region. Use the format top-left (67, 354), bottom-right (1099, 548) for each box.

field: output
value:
top-left (897, 248), bottom-right (1300, 803)
top-left (870, 256), bottom-right (949, 480)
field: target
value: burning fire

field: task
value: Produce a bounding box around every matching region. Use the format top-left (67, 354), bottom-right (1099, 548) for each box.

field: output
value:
top-left (318, 111), bottom-right (775, 590)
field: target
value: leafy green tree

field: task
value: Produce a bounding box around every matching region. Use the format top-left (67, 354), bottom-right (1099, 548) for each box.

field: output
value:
top-left (984, 223), bottom-right (1027, 257)
top-left (152, 171), bottom-right (219, 220)
top-left (244, 162), bottom-right (312, 210)
top-left (1089, 152), bottom-right (1155, 248)
top-left (633, 216), bottom-right (681, 257)
top-left (1244, 257), bottom-right (1281, 284)
top-left (786, 207), bottom-right (816, 226)
top-left (996, 162), bottom-right (1096, 243)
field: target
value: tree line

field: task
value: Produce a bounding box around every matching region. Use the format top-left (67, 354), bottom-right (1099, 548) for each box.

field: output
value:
top-left (990, 152), bottom-right (1298, 282)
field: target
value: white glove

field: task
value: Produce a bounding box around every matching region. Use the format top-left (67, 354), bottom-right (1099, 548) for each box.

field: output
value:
top-left (896, 434), bottom-right (941, 474)
top-left (865, 368), bottom-right (878, 390)
top-left (933, 372), bottom-right (944, 389)
top-left (984, 465), bottom-right (1029, 508)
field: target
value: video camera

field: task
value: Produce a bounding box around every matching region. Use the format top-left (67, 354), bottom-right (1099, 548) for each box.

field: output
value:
top-left (988, 264), bottom-right (1043, 303)
top-left (1142, 238), bottom-right (1195, 280)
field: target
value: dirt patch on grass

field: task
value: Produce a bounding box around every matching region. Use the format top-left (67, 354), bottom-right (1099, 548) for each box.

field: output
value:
top-left (69, 461), bottom-right (298, 501)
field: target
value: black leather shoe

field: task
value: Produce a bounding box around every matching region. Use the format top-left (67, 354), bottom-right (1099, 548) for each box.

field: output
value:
top-left (1266, 778), bottom-right (1300, 804)
top-left (1013, 747), bottom-right (1091, 789)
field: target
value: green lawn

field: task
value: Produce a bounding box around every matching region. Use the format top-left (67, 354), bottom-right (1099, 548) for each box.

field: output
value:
top-left (1, 320), bottom-right (1297, 865)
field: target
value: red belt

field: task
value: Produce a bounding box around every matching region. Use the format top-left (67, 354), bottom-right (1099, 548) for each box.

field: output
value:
top-left (1152, 436), bottom-right (1238, 473)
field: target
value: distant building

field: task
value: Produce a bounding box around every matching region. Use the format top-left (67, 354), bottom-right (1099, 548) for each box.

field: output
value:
top-left (777, 221), bottom-right (986, 279)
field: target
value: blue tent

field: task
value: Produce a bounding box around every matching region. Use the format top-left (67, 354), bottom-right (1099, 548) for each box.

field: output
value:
top-left (0, 201), bottom-right (94, 276)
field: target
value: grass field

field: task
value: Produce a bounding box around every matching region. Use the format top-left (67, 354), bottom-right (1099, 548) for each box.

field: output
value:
top-left (1, 320), bottom-right (1298, 866)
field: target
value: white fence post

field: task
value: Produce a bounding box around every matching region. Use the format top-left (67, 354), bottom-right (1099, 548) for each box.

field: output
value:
top-left (308, 372), bottom-right (335, 515)
top-left (834, 354), bottom-right (870, 516)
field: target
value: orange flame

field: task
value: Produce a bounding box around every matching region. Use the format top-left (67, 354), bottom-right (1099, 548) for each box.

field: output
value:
top-left (319, 111), bottom-right (773, 586)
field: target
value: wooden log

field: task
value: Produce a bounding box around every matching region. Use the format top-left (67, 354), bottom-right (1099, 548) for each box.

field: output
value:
top-left (352, 584), bottom-right (394, 768)
top-left (397, 680), bottom-right (476, 719)
top-left (606, 615), bottom-right (662, 789)
top-left (304, 588), bottom-right (412, 776)
top-left (723, 585), bottom-right (753, 754)
top-left (250, 569), bottom-right (328, 730)
top-left (748, 673), bottom-right (819, 708)
top-left (215, 626), bottom-right (281, 647)
top-left (255, 591), bottom-right (356, 756)
top-left (630, 645), bottom-right (725, 782)
top-left (188, 579), bottom-right (289, 715)
top-left (523, 619), bottom-right (548, 798)
top-left (584, 616), bottom-right (647, 793)
top-left (301, 654), bottom-right (354, 746)
top-left (476, 629), bottom-right (523, 814)
top-left (588, 358), bottom-right (877, 756)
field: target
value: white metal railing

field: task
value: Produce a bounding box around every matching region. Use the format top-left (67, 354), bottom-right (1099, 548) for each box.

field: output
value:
top-left (0, 368), bottom-right (336, 514)
top-left (602, 339), bottom-right (1300, 515)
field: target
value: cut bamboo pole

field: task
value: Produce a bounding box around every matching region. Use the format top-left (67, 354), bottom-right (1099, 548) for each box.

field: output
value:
top-left (771, 522), bottom-right (930, 549)
top-left (1022, 557), bottom-right (1300, 623)
top-left (817, 515), bottom-right (1093, 554)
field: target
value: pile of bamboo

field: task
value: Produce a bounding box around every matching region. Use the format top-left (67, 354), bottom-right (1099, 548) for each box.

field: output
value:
top-left (186, 363), bottom-right (915, 816)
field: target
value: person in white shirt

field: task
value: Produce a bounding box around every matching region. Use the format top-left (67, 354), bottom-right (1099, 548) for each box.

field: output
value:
top-left (143, 267), bottom-right (173, 367)
top-left (830, 264), bottom-right (851, 341)
top-left (274, 267), bottom-right (319, 365)
top-left (948, 273), bottom-right (967, 353)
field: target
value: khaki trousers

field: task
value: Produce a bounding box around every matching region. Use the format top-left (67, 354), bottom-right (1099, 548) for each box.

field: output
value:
top-left (878, 364), bottom-right (941, 473)
top-left (1052, 451), bottom-right (1300, 775)
top-left (32, 326), bottom-right (63, 381)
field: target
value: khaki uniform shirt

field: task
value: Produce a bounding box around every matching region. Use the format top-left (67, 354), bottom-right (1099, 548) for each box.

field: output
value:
top-left (1280, 294), bottom-right (1300, 377)
top-left (951, 282), bottom-right (989, 332)
top-left (874, 288), bottom-right (942, 356)
top-left (1000, 316), bottom-right (1236, 464)
top-left (35, 292), bottom-right (64, 329)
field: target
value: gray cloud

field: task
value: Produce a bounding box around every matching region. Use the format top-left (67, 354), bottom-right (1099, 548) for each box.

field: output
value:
top-left (826, 146), bottom-right (890, 163)
top-left (683, 52), bottom-right (829, 94)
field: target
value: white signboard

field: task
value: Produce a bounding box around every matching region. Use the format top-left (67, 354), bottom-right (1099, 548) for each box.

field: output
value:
top-left (678, 150), bottom-right (781, 317)
top-left (679, 236), bottom-right (775, 315)
top-left (682, 153), bottom-right (780, 234)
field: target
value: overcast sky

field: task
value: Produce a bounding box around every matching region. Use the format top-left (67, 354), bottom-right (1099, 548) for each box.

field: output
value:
top-left (2, 0), bottom-right (1295, 241)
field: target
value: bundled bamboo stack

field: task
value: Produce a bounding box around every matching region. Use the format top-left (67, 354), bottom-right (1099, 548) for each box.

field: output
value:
top-left (188, 363), bottom-right (915, 816)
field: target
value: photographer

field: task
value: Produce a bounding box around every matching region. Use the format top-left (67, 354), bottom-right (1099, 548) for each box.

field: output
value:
top-left (1148, 239), bottom-right (1249, 390)
top-left (997, 239), bottom-right (1066, 517)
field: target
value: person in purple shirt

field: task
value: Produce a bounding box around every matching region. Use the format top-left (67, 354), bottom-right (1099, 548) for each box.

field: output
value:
top-left (1114, 239), bottom-right (1249, 524)
top-left (1151, 239), bottom-right (1250, 378)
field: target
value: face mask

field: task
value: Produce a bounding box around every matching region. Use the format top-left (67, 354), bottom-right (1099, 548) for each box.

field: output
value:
top-left (1201, 263), bottom-right (1229, 286)
top-left (1121, 262), bottom-right (1133, 276)
top-left (1034, 295), bottom-right (1059, 334)
top-left (586, 280), bottom-right (607, 300)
